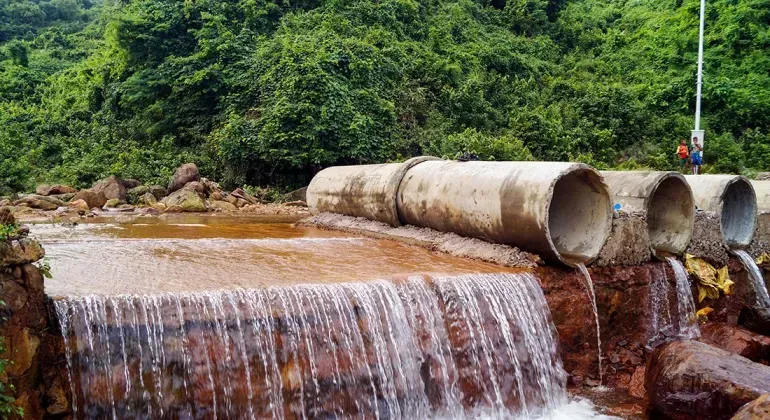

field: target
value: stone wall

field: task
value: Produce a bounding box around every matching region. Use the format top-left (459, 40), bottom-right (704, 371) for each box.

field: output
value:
top-left (0, 237), bottom-right (69, 418)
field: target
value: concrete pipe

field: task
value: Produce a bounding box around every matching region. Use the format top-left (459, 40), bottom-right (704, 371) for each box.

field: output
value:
top-left (751, 180), bottom-right (770, 213)
top-left (306, 156), bottom-right (436, 226)
top-left (397, 161), bottom-right (613, 266)
top-left (685, 175), bottom-right (757, 248)
top-left (600, 171), bottom-right (695, 257)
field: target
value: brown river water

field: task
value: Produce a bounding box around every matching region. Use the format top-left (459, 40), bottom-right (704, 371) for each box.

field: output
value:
top-left (33, 214), bottom-right (624, 418)
top-left (31, 214), bottom-right (518, 297)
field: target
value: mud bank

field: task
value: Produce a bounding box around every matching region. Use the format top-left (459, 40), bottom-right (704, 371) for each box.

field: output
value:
top-left (300, 212), bottom-right (541, 268)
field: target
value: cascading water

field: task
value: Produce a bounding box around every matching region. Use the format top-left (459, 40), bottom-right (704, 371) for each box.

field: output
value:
top-left (648, 265), bottom-right (675, 345)
top-left (54, 273), bottom-right (569, 419)
top-left (665, 257), bottom-right (700, 339)
top-left (576, 264), bottom-right (602, 385)
top-left (733, 250), bottom-right (770, 308)
top-left (647, 259), bottom-right (699, 346)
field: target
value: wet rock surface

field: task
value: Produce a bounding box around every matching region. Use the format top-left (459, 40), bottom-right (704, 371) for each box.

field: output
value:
top-left (594, 212), bottom-right (651, 267)
top-left (302, 212), bottom-right (540, 268)
top-left (738, 306), bottom-right (770, 336)
top-left (732, 394), bottom-right (770, 420)
top-left (537, 264), bottom-right (658, 390)
top-left (646, 340), bottom-right (770, 420)
top-left (687, 211), bottom-right (730, 266)
top-left (0, 237), bottom-right (69, 419)
top-left (700, 322), bottom-right (770, 363)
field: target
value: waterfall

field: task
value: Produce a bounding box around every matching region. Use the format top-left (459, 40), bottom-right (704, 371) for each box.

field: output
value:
top-left (648, 265), bottom-right (675, 346)
top-left (54, 273), bottom-right (568, 419)
top-left (576, 264), bottom-right (602, 385)
top-left (734, 250), bottom-right (770, 308)
top-left (648, 259), bottom-right (699, 346)
top-left (665, 257), bottom-right (700, 339)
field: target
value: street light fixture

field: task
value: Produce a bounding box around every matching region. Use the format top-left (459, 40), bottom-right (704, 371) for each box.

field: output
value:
top-left (691, 0), bottom-right (706, 148)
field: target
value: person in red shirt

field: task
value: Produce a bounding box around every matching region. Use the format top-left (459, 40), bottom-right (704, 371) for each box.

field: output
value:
top-left (676, 140), bottom-right (690, 173)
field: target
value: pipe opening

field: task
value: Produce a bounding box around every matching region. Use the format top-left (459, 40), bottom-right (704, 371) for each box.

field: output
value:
top-left (721, 179), bottom-right (757, 247)
top-left (547, 169), bottom-right (612, 265)
top-left (648, 175), bottom-right (695, 255)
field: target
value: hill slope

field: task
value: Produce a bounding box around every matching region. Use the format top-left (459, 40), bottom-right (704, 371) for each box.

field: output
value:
top-left (1, 0), bottom-right (769, 193)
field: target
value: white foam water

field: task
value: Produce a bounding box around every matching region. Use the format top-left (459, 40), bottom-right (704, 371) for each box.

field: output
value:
top-left (54, 273), bottom-right (588, 419)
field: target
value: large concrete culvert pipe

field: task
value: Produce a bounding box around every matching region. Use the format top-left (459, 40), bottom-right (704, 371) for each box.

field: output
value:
top-left (750, 180), bottom-right (770, 213)
top-left (306, 156), bottom-right (437, 226)
top-left (396, 161), bottom-right (613, 266)
top-left (600, 171), bottom-right (695, 257)
top-left (685, 175), bottom-right (758, 248)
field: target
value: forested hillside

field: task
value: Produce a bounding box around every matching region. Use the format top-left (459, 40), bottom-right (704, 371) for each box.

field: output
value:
top-left (1, 0), bottom-right (769, 193)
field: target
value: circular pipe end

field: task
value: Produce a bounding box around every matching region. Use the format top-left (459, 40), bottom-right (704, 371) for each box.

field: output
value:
top-left (720, 176), bottom-right (757, 248)
top-left (648, 173), bottom-right (695, 258)
top-left (546, 165), bottom-right (613, 267)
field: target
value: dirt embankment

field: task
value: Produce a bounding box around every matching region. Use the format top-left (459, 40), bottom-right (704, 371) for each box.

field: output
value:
top-left (593, 212), bottom-right (651, 267)
top-left (687, 211), bottom-right (730, 266)
top-left (299, 213), bottom-right (541, 268)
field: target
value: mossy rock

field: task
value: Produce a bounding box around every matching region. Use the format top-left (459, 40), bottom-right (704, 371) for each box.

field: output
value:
top-left (161, 189), bottom-right (206, 212)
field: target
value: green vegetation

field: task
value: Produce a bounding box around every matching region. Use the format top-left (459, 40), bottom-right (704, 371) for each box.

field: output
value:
top-left (0, 223), bottom-right (16, 241)
top-left (1, 0), bottom-right (769, 193)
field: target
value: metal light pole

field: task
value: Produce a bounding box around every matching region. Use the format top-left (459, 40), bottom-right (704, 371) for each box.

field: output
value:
top-left (692, 0), bottom-right (706, 147)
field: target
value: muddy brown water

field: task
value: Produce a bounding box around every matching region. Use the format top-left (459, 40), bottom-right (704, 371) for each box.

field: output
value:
top-left (32, 215), bottom-right (519, 297)
top-left (33, 214), bottom-right (628, 418)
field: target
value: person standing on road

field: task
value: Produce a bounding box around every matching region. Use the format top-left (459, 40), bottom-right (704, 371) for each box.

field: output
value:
top-left (691, 137), bottom-right (703, 175)
top-left (677, 140), bottom-right (690, 173)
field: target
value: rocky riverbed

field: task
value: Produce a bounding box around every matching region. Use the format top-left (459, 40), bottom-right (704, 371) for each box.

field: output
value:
top-left (0, 163), bottom-right (310, 223)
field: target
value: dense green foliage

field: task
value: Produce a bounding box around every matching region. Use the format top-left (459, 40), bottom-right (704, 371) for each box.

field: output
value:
top-left (1, 0), bottom-right (769, 192)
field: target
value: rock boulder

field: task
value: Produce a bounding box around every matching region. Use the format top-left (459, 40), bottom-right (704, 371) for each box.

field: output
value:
top-left (210, 200), bottom-right (238, 212)
top-left (0, 207), bottom-right (15, 225)
top-left (68, 199), bottom-right (90, 213)
top-left (182, 181), bottom-right (206, 196)
top-left (732, 394), bottom-right (770, 420)
top-left (168, 163), bottom-right (200, 194)
top-left (739, 306), bottom-right (770, 336)
top-left (127, 185), bottom-right (150, 204)
top-left (0, 238), bottom-right (45, 265)
top-left (103, 198), bottom-right (121, 209)
top-left (14, 195), bottom-right (60, 211)
top-left (161, 189), bottom-right (206, 212)
top-left (646, 340), bottom-right (770, 420)
top-left (92, 175), bottom-right (127, 201)
top-left (72, 190), bottom-right (108, 209)
top-left (120, 178), bottom-right (142, 189)
top-left (35, 185), bottom-right (76, 196)
top-left (700, 323), bottom-right (770, 363)
top-left (149, 185), bottom-right (167, 200)
top-left (140, 193), bottom-right (157, 206)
